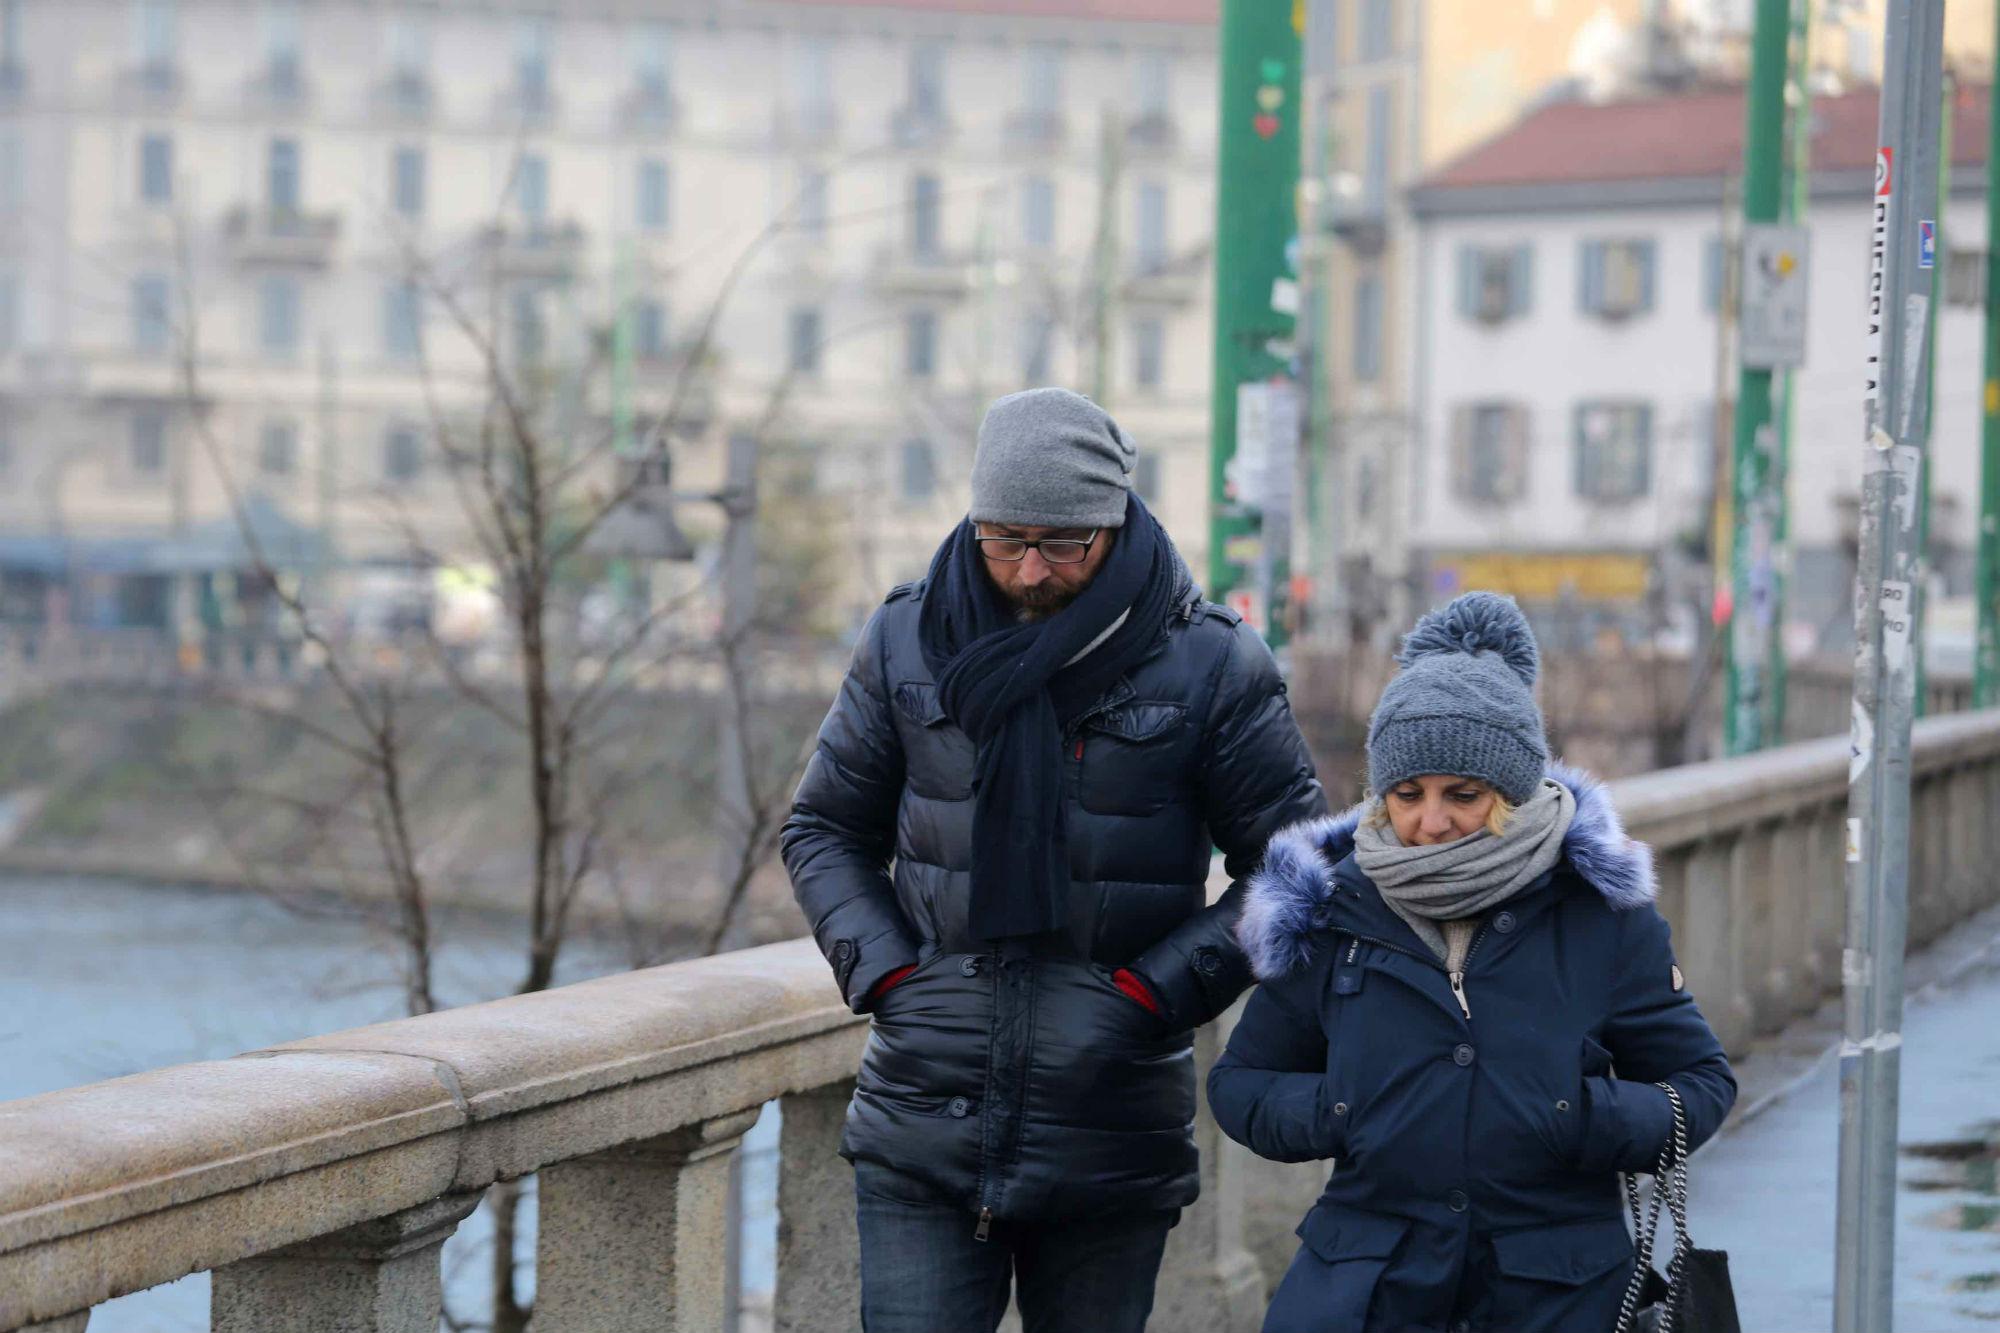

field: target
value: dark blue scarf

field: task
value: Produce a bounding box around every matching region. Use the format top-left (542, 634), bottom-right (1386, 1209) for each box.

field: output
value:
top-left (917, 492), bottom-right (1180, 940)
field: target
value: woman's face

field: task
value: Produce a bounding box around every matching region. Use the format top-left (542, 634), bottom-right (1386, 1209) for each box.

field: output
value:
top-left (1386, 775), bottom-right (1498, 846)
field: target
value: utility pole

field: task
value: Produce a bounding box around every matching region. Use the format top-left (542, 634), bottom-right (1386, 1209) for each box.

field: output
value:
top-left (1207, 0), bottom-right (1301, 645)
top-left (1768, 0), bottom-right (1813, 742)
top-left (1914, 72), bottom-right (1953, 715)
top-left (1837, 2), bottom-right (1945, 1329)
top-left (1089, 108), bottom-right (1122, 406)
top-left (1723, 0), bottom-right (1793, 756)
top-left (1297, 0), bottom-right (1341, 651)
top-left (1980, 9), bottom-right (2000, 707)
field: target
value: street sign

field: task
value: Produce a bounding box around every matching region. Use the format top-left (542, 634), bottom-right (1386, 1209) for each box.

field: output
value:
top-left (1740, 222), bottom-right (1811, 369)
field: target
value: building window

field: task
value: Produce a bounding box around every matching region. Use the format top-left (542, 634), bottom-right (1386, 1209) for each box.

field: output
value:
top-left (797, 167), bottom-right (828, 240)
top-left (633, 298), bottom-right (667, 359)
top-left (383, 281), bottom-right (420, 359)
top-left (899, 438), bottom-right (936, 502)
top-left (259, 274), bottom-right (300, 356)
top-left (131, 407), bottom-right (167, 475)
top-left (1023, 44), bottom-right (1061, 114)
top-left (135, 0), bottom-right (176, 81)
top-left (1703, 234), bottom-right (1729, 314)
top-left (788, 306), bottom-right (821, 375)
top-left (267, 137), bottom-right (300, 216)
top-left (1352, 274), bottom-right (1382, 381)
top-left (1020, 175), bottom-right (1055, 251)
top-left (511, 288), bottom-right (545, 364)
top-left (634, 23), bottom-right (670, 109)
top-left (1020, 312), bottom-right (1053, 384)
top-left (1133, 316), bottom-right (1164, 390)
top-left (1364, 85), bottom-right (1391, 210)
top-left (264, 0), bottom-right (301, 98)
top-left (1945, 248), bottom-right (1986, 308)
top-left (0, 1), bottom-right (21, 70)
top-left (906, 308), bottom-right (938, 379)
top-left (389, 146), bottom-right (424, 219)
top-left (911, 173), bottom-right (941, 259)
top-left (259, 420), bottom-right (296, 476)
top-left (793, 38), bottom-right (833, 123)
top-left (518, 154), bottom-right (548, 230)
top-left (1579, 238), bottom-right (1657, 319)
top-left (1134, 180), bottom-right (1168, 273)
top-left (139, 133), bottom-right (173, 204)
top-left (382, 424), bottom-right (422, 482)
top-left (516, 16), bottom-right (552, 113)
top-left (1136, 51), bottom-right (1171, 119)
top-left (132, 273), bottom-right (170, 353)
top-left (386, 15), bottom-right (428, 108)
top-left (1133, 451), bottom-right (1161, 502)
top-left (1451, 401), bottom-right (1529, 504)
top-left (1456, 244), bottom-right (1533, 323)
top-left (1360, 0), bottom-right (1394, 60)
top-left (636, 158), bottom-right (670, 233)
top-left (1573, 401), bottom-right (1652, 502)
top-left (909, 41), bottom-right (945, 122)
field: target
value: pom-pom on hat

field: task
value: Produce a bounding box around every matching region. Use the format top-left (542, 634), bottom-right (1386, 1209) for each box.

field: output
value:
top-left (1366, 591), bottom-right (1549, 805)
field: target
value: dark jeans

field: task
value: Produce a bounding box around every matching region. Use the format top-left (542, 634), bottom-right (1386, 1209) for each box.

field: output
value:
top-left (853, 1162), bottom-right (1180, 1333)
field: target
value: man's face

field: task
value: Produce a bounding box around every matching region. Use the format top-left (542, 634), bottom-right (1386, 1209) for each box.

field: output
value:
top-left (976, 522), bottom-right (1117, 622)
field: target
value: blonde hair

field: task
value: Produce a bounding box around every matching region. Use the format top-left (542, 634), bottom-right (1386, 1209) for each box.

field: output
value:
top-left (1365, 783), bottom-right (1516, 837)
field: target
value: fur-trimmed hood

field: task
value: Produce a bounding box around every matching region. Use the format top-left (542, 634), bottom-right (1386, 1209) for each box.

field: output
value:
top-left (1236, 763), bottom-right (1655, 980)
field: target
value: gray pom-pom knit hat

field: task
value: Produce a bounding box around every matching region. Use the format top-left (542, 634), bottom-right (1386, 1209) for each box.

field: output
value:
top-left (1366, 591), bottom-right (1548, 805)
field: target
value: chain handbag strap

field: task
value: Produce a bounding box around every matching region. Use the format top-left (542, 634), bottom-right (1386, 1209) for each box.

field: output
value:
top-left (1613, 1082), bottom-right (1693, 1333)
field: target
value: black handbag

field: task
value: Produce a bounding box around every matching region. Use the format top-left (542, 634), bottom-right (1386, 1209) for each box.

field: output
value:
top-left (1612, 1082), bottom-right (1742, 1333)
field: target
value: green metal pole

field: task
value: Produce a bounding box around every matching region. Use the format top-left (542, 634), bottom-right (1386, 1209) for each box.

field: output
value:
top-left (1769, 0), bottom-right (1811, 743)
top-left (1915, 74), bottom-right (1951, 715)
top-left (1724, 0), bottom-right (1791, 756)
top-left (1981, 30), bottom-right (2000, 706)
top-left (1208, 0), bottom-right (1300, 646)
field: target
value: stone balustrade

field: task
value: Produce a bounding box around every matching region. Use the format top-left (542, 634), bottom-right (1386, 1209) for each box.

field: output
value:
top-left (5, 710), bottom-right (1999, 1333)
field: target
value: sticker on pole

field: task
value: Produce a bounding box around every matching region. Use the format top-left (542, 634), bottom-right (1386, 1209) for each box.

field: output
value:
top-left (1919, 220), bottom-right (1936, 269)
top-left (1876, 147), bottom-right (1894, 197)
top-left (1741, 224), bottom-right (1810, 369)
top-left (1866, 149), bottom-right (1892, 411)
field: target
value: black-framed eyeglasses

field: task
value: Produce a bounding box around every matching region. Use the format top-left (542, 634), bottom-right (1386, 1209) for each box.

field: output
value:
top-left (975, 530), bottom-right (1101, 565)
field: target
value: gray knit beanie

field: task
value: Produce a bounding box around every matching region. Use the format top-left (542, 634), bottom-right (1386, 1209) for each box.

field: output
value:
top-left (969, 388), bottom-right (1135, 530)
top-left (1366, 591), bottom-right (1549, 805)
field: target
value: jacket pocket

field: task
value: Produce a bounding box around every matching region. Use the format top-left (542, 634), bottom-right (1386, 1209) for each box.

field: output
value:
top-left (894, 682), bottom-right (975, 800)
top-left (1485, 1215), bottom-right (1635, 1333)
top-left (1264, 1203), bottom-right (1410, 1333)
top-left (1077, 701), bottom-right (1190, 816)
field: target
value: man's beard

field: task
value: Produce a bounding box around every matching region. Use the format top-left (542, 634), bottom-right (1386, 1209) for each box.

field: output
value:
top-left (1009, 582), bottom-right (1081, 624)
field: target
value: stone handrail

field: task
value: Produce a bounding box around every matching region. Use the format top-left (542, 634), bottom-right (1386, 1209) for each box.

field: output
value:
top-left (6, 710), bottom-right (2000, 1332)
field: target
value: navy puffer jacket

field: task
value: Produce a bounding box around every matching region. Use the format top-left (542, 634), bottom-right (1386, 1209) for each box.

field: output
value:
top-left (1210, 767), bottom-right (1735, 1333)
top-left (782, 561), bottom-right (1325, 1222)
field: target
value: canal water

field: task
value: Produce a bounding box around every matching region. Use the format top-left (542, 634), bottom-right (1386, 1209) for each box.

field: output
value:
top-left (0, 874), bottom-right (781, 1331)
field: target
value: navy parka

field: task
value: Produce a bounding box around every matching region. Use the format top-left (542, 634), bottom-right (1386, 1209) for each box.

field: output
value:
top-left (1209, 767), bottom-right (1735, 1333)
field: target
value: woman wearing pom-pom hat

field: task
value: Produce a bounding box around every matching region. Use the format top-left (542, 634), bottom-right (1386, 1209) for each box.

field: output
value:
top-left (1208, 591), bottom-right (1736, 1333)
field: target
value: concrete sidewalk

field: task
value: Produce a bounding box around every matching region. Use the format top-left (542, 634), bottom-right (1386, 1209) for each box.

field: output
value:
top-left (1686, 904), bottom-right (2000, 1332)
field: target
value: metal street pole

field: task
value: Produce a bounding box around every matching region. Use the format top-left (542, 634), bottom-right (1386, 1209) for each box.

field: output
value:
top-left (1768, 0), bottom-right (1813, 743)
top-left (1914, 72), bottom-right (1953, 716)
top-left (1297, 0), bottom-right (1340, 651)
top-left (1837, 2), bottom-right (1945, 1329)
top-left (1981, 18), bottom-right (2000, 706)
top-left (1207, 0), bottom-right (1301, 645)
top-left (1723, 0), bottom-right (1791, 756)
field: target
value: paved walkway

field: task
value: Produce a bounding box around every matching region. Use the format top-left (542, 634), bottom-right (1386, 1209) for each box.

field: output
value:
top-left (1688, 908), bottom-right (2000, 1332)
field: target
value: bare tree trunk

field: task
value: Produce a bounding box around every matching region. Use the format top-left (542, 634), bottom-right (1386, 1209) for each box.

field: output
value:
top-left (489, 1179), bottom-right (528, 1333)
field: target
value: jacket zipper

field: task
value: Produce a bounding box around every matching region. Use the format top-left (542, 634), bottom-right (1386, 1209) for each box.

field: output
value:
top-left (1445, 920), bottom-right (1492, 1021)
top-left (975, 1207), bottom-right (993, 1241)
top-left (1341, 925), bottom-right (1487, 1024)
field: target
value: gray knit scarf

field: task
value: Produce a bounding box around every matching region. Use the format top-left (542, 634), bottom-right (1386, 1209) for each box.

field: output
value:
top-left (1353, 779), bottom-right (1576, 962)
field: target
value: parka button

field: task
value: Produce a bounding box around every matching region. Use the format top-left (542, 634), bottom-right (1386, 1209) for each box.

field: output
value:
top-left (833, 940), bottom-right (854, 961)
top-left (1194, 948), bottom-right (1220, 975)
top-left (1448, 1189), bottom-right (1470, 1213)
top-left (1495, 911), bottom-right (1517, 933)
top-left (959, 957), bottom-right (981, 976)
top-left (1453, 1043), bottom-right (1476, 1067)
top-left (948, 1097), bottom-right (971, 1117)
top-left (1333, 1102), bottom-right (1349, 1116)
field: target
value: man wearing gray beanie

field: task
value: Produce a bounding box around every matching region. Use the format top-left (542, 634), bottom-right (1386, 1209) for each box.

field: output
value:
top-left (784, 387), bottom-right (1326, 1331)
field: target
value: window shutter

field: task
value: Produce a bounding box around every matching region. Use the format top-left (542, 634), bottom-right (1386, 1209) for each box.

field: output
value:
top-left (1636, 403), bottom-right (1654, 497)
top-left (1511, 243), bottom-right (1533, 318)
top-left (1450, 404), bottom-right (1472, 499)
top-left (1637, 241), bottom-right (1657, 313)
top-left (1505, 403), bottom-right (1530, 501)
top-left (1579, 241), bottom-right (1602, 315)
top-left (1456, 245), bottom-right (1480, 320)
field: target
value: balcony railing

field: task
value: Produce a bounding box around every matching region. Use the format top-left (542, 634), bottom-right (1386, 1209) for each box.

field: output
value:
top-left (222, 207), bottom-right (341, 268)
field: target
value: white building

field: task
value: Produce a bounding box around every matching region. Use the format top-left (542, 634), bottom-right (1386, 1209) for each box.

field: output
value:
top-left (1406, 84), bottom-right (1990, 650)
top-left (0, 0), bottom-right (1222, 636)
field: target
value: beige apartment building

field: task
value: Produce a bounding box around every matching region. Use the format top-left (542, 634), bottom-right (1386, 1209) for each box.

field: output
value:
top-left (0, 0), bottom-right (1221, 640)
